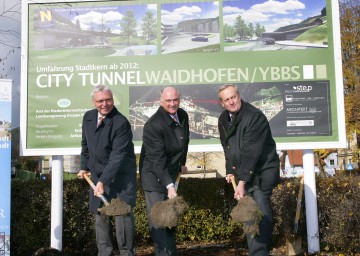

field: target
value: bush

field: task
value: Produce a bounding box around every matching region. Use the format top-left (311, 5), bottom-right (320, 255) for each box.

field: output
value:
top-left (271, 176), bottom-right (360, 255)
top-left (10, 176), bottom-right (360, 255)
top-left (317, 176), bottom-right (360, 254)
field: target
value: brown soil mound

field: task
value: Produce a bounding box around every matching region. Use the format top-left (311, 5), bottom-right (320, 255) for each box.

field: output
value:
top-left (98, 198), bottom-right (131, 217)
top-left (150, 196), bottom-right (188, 228)
top-left (230, 196), bottom-right (262, 236)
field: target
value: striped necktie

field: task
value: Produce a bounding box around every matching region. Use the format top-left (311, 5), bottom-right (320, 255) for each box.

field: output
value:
top-left (171, 115), bottom-right (178, 124)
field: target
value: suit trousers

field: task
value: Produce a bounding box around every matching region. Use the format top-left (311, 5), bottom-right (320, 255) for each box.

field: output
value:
top-left (246, 188), bottom-right (273, 256)
top-left (144, 191), bottom-right (177, 256)
top-left (95, 212), bottom-right (135, 256)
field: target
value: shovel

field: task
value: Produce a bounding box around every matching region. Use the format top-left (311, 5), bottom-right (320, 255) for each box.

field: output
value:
top-left (83, 173), bottom-right (110, 206)
top-left (150, 173), bottom-right (188, 228)
top-left (286, 175), bottom-right (304, 255)
top-left (83, 173), bottom-right (131, 216)
top-left (294, 175), bottom-right (304, 234)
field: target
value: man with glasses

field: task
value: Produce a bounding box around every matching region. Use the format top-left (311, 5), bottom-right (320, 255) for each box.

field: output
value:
top-left (78, 85), bottom-right (136, 256)
top-left (139, 86), bottom-right (190, 256)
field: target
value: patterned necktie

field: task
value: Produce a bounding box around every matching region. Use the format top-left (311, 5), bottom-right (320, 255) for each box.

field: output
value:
top-left (97, 116), bottom-right (104, 128)
top-left (230, 114), bottom-right (235, 126)
top-left (172, 115), bottom-right (178, 124)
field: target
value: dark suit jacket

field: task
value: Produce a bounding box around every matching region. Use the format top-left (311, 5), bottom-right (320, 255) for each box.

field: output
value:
top-left (80, 107), bottom-right (136, 214)
top-left (218, 100), bottom-right (280, 191)
top-left (139, 106), bottom-right (189, 193)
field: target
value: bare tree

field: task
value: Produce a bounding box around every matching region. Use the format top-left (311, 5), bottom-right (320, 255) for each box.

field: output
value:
top-left (0, 0), bottom-right (21, 78)
top-left (187, 152), bottom-right (222, 177)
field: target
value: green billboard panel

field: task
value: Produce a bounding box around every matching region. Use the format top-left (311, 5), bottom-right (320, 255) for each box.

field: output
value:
top-left (20, 0), bottom-right (345, 155)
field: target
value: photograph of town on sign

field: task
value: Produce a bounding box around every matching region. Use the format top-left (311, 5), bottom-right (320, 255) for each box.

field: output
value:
top-left (31, 3), bottom-right (158, 56)
top-left (222, 0), bottom-right (328, 51)
top-left (129, 83), bottom-right (283, 141)
top-left (160, 1), bottom-right (220, 54)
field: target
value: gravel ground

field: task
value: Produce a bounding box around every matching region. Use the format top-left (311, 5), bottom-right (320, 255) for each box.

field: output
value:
top-left (136, 243), bottom-right (288, 256)
top-left (136, 243), bottom-right (351, 256)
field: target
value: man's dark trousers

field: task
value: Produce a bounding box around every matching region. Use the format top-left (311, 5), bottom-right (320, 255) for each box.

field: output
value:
top-left (95, 213), bottom-right (135, 256)
top-left (144, 191), bottom-right (177, 256)
top-left (246, 188), bottom-right (273, 256)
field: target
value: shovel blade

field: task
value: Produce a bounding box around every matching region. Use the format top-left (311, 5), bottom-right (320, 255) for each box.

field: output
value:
top-left (286, 235), bottom-right (302, 256)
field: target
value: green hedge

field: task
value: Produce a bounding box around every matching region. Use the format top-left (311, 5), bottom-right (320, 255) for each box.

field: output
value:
top-left (14, 170), bottom-right (37, 180)
top-left (10, 176), bottom-right (360, 255)
top-left (15, 170), bottom-right (79, 181)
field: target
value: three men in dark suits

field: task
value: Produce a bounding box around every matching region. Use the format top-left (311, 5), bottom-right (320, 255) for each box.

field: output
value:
top-left (218, 84), bottom-right (280, 256)
top-left (139, 87), bottom-right (190, 256)
top-left (78, 85), bottom-right (137, 256)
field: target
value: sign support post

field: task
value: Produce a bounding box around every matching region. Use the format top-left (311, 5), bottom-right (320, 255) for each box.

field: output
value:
top-left (303, 149), bottom-right (320, 254)
top-left (50, 155), bottom-right (63, 251)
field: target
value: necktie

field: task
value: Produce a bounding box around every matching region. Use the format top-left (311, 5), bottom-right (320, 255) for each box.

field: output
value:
top-left (172, 115), bottom-right (178, 124)
top-left (230, 114), bottom-right (235, 126)
top-left (97, 116), bottom-right (104, 128)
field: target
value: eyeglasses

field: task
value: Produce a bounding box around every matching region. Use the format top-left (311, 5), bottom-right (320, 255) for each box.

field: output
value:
top-left (93, 98), bottom-right (113, 104)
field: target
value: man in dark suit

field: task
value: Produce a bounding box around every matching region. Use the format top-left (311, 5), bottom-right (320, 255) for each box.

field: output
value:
top-left (139, 86), bottom-right (190, 256)
top-left (78, 85), bottom-right (136, 256)
top-left (218, 84), bottom-right (280, 256)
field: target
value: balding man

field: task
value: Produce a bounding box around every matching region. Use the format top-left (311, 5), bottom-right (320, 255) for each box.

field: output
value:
top-left (139, 86), bottom-right (190, 256)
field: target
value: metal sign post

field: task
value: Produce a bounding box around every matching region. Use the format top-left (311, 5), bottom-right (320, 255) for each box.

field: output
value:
top-left (50, 156), bottom-right (64, 251)
top-left (303, 149), bottom-right (320, 254)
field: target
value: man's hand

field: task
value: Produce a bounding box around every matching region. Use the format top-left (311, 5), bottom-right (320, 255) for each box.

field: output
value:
top-left (234, 180), bottom-right (246, 199)
top-left (181, 165), bottom-right (188, 174)
top-left (77, 171), bottom-right (104, 197)
top-left (167, 186), bottom-right (177, 199)
top-left (228, 175), bottom-right (244, 200)
top-left (226, 174), bottom-right (234, 183)
top-left (95, 181), bottom-right (104, 196)
top-left (77, 170), bottom-right (88, 179)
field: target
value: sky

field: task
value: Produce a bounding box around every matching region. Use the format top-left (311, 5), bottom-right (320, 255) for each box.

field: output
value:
top-left (223, 0), bottom-right (326, 32)
top-left (0, 102), bottom-right (11, 122)
top-left (161, 1), bottom-right (219, 25)
top-left (0, 0), bottom-right (21, 128)
top-left (54, 3), bottom-right (157, 35)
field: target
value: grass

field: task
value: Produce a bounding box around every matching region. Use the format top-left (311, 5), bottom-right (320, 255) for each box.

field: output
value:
top-left (294, 24), bottom-right (328, 44)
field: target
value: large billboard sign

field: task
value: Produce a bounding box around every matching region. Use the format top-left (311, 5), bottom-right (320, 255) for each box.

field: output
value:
top-left (21, 0), bottom-right (346, 156)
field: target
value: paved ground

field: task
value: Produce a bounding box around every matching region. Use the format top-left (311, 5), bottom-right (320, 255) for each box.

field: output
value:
top-left (161, 33), bottom-right (220, 54)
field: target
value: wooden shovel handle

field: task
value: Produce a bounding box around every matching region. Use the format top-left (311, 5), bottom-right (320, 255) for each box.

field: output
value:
top-left (83, 173), bottom-right (110, 206)
top-left (174, 173), bottom-right (181, 191)
top-left (230, 176), bottom-right (242, 201)
top-left (230, 176), bottom-right (237, 192)
top-left (295, 175), bottom-right (304, 221)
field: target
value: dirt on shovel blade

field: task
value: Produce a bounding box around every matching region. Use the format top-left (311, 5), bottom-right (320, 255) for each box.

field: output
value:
top-left (230, 195), bottom-right (262, 236)
top-left (98, 198), bottom-right (131, 217)
top-left (150, 196), bottom-right (188, 229)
